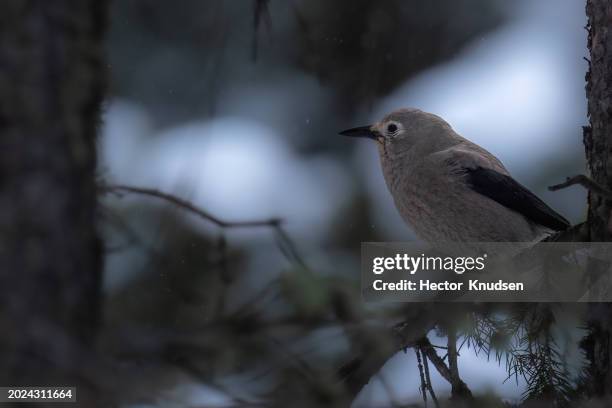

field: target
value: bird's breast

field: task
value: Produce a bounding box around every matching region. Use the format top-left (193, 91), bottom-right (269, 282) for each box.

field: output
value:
top-left (381, 159), bottom-right (539, 242)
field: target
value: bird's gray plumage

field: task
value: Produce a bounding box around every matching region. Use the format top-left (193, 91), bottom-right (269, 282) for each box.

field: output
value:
top-left (340, 108), bottom-right (569, 243)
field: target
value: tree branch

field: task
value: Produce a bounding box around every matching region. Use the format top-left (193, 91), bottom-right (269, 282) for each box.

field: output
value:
top-left (418, 337), bottom-right (453, 384)
top-left (338, 312), bottom-right (437, 399)
top-left (103, 184), bottom-right (282, 228)
top-left (415, 348), bottom-right (428, 405)
top-left (102, 184), bottom-right (307, 268)
top-left (419, 337), bottom-right (472, 399)
top-left (421, 347), bottom-right (440, 407)
top-left (548, 174), bottom-right (612, 200)
top-left (446, 328), bottom-right (472, 399)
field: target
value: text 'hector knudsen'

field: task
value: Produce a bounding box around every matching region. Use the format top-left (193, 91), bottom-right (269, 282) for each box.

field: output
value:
top-left (370, 253), bottom-right (525, 293)
top-left (372, 279), bottom-right (524, 292)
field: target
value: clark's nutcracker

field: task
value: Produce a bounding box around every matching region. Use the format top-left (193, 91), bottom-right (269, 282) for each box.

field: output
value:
top-left (340, 108), bottom-right (569, 242)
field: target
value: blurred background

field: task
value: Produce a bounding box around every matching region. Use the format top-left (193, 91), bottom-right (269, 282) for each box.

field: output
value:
top-left (98, 0), bottom-right (589, 406)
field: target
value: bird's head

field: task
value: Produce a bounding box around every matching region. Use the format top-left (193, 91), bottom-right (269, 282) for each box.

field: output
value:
top-left (339, 108), bottom-right (455, 157)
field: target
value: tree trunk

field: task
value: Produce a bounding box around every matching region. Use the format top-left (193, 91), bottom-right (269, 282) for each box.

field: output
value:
top-left (585, 1), bottom-right (612, 241)
top-left (582, 0), bottom-right (612, 398)
top-left (0, 0), bottom-right (107, 389)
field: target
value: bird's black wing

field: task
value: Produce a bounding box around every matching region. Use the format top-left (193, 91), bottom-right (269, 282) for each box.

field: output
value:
top-left (463, 167), bottom-right (570, 231)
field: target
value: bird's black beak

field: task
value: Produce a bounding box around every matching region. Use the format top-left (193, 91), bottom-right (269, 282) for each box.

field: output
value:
top-left (339, 125), bottom-right (379, 141)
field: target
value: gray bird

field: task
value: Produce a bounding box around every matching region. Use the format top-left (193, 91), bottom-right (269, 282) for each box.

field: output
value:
top-left (340, 108), bottom-right (569, 243)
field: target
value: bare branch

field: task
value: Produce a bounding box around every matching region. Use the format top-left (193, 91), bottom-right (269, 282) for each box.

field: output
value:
top-left (447, 329), bottom-right (460, 389)
top-left (102, 183), bottom-right (308, 269)
top-left (419, 338), bottom-right (453, 384)
top-left (419, 337), bottom-right (473, 398)
top-left (103, 184), bottom-right (282, 228)
top-left (548, 174), bottom-right (612, 200)
top-left (415, 348), bottom-right (428, 406)
top-left (446, 328), bottom-right (472, 399)
top-left (421, 347), bottom-right (440, 407)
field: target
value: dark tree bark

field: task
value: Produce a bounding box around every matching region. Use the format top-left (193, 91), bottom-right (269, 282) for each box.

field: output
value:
top-left (0, 0), bottom-right (108, 390)
top-left (581, 0), bottom-right (612, 398)
top-left (584, 0), bottom-right (612, 242)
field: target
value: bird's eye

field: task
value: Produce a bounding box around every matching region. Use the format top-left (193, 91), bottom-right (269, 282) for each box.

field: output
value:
top-left (387, 123), bottom-right (398, 133)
